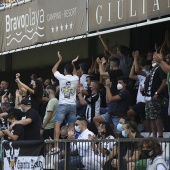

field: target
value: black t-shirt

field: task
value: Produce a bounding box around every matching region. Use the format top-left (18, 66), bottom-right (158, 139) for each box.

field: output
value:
top-left (21, 108), bottom-right (41, 140)
top-left (112, 89), bottom-right (131, 114)
top-left (145, 67), bottom-right (167, 97)
top-left (8, 124), bottom-right (24, 141)
top-left (7, 108), bottom-right (23, 120)
top-left (108, 69), bottom-right (123, 96)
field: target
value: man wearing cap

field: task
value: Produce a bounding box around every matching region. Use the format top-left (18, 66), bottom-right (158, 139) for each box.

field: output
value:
top-left (10, 98), bottom-right (41, 140)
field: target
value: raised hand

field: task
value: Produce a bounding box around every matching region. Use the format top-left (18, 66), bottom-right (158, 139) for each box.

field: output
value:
top-left (96, 57), bottom-right (101, 64)
top-left (72, 55), bottom-right (79, 63)
top-left (153, 52), bottom-right (163, 63)
top-left (57, 51), bottom-right (62, 61)
top-left (105, 78), bottom-right (111, 87)
top-left (16, 73), bottom-right (20, 79)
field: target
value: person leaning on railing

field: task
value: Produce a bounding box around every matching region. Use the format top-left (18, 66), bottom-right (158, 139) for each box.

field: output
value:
top-left (82, 122), bottom-right (116, 170)
top-left (102, 121), bottom-right (143, 170)
top-left (139, 137), bottom-right (168, 170)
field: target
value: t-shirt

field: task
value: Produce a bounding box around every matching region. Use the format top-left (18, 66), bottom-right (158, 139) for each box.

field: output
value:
top-left (54, 71), bottom-right (79, 105)
top-left (75, 129), bottom-right (94, 157)
top-left (116, 55), bottom-right (132, 77)
top-left (145, 67), bottom-right (167, 97)
top-left (21, 108), bottom-right (41, 140)
top-left (80, 74), bottom-right (88, 85)
top-left (7, 108), bottom-right (23, 120)
top-left (85, 92), bottom-right (100, 123)
top-left (8, 124), bottom-right (24, 141)
top-left (108, 69), bottom-right (123, 96)
top-left (112, 89), bottom-right (131, 115)
top-left (43, 98), bottom-right (59, 129)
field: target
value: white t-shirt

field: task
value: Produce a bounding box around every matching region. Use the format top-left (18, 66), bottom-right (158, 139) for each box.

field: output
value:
top-left (73, 129), bottom-right (94, 157)
top-left (136, 69), bottom-right (149, 103)
top-left (80, 74), bottom-right (88, 85)
top-left (54, 71), bottom-right (79, 104)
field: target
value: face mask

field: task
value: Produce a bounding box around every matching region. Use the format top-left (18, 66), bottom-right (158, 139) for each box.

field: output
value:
top-left (143, 149), bottom-right (153, 158)
top-left (122, 130), bottom-right (128, 138)
top-left (75, 125), bottom-right (81, 133)
top-left (98, 131), bottom-right (105, 136)
top-left (117, 83), bottom-right (123, 90)
top-left (117, 123), bottom-right (123, 132)
top-left (152, 63), bottom-right (157, 67)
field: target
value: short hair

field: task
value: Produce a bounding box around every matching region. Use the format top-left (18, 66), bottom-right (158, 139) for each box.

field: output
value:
top-left (139, 137), bottom-right (162, 159)
top-left (110, 58), bottom-right (120, 67)
top-left (117, 76), bottom-right (129, 85)
top-left (46, 85), bottom-right (56, 93)
top-left (7, 113), bottom-right (18, 120)
top-left (124, 121), bottom-right (137, 133)
top-left (1, 102), bottom-right (11, 109)
top-left (118, 45), bottom-right (130, 56)
top-left (91, 80), bottom-right (100, 91)
top-left (76, 117), bottom-right (87, 127)
top-left (60, 125), bottom-right (69, 132)
top-left (64, 63), bottom-right (73, 74)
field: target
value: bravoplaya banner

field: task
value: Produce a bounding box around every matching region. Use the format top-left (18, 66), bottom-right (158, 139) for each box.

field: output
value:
top-left (0, 0), bottom-right (87, 52)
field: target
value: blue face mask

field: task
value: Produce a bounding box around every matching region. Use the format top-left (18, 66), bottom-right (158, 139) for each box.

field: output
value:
top-left (75, 125), bottom-right (81, 132)
top-left (122, 130), bottom-right (128, 138)
top-left (117, 123), bottom-right (123, 132)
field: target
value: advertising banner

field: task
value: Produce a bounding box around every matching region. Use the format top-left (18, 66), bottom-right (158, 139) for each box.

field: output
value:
top-left (89, 0), bottom-right (170, 32)
top-left (3, 140), bottom-right (44, 170)
top-left (0, 0), bottom-right (86, 52)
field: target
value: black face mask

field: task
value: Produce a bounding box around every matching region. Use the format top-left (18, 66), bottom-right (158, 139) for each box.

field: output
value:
top-left (143, 149), bottom-right (153, 158)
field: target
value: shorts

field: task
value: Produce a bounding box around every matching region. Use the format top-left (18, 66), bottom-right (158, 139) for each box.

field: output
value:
top-left (145, 99), bottom-right (161, 120)
top-left (55, 104), bottom-right (76, 124)
top-left (132, 102), bottom-right (145, 120)
top-left (43, 128), bottom-right (54, 139)
top-left (102, 112), bottom-right (120, 127)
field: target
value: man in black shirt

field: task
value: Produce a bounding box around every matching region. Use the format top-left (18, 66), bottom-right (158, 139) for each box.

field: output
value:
top-left (0, 102), bottom-right (23, 120)
top-left (9, 98), bottom-right (41, 140)
top-left (0, 114), bottom-right (24, 141)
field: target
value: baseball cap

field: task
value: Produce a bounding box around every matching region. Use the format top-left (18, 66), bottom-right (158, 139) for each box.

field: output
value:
top-left (18, 98), bottom-right (31, 105)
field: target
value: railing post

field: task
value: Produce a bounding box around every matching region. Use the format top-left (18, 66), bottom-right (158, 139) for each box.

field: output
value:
top-left (64, 141), bottom-right (70, 170)
top-left (117, 139), bottom-right (120, 170)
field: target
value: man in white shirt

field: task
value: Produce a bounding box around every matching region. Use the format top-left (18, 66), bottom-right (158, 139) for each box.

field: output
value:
top-left (52, 51), bottom-right (79, 150)
top-left (58, 117), bottom-right (94, 170)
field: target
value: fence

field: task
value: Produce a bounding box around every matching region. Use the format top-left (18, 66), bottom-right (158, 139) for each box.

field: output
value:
top-left (0, 138), bottom-right (170, 170)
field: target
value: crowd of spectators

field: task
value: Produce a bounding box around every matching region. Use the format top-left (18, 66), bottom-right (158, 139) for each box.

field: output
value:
top-left (0, 30), bottom-right (170, 169)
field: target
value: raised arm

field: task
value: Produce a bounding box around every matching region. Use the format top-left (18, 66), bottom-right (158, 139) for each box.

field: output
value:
top-left (99, 35), bottom-right (116, 57)
top-left (52, 51), bottom-right (62, 74)
top-left (133, 51), bottom-right (147, 77)
top-left (154, 53), bottom-right (170, 73)
top-left (72, 55), bottom-right (79, 75)
top-left (105, 79), bottom-right (122, 103)
top-left (16, 79), bottom-right (34, 94)
top-left (129, 60), bottom-right (138, 80)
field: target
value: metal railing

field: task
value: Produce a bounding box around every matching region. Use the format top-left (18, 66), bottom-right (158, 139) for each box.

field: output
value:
top-left (0, 138), bottom-right (170, 170)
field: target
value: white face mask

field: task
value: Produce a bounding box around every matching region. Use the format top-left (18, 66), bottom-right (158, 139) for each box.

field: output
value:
top-left (75, 125), bottom-right (81, 133)
top-left (117, 83), bottom-right (123, 90)
top-left (152, 63), bottom-right (157, 67)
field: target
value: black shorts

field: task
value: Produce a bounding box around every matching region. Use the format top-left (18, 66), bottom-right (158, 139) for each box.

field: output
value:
top-left (43, 128), bottom-right (54, 140)
top-left (132, 102), bottom-right (146, 120)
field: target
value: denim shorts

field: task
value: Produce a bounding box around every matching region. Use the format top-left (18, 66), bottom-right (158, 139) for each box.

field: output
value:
top-left (55, 104), bottom-right (76, 124)
top-left (101, 112), bottom-right (120, 127)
